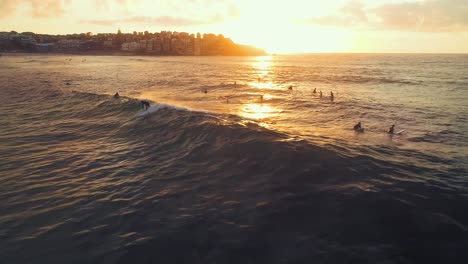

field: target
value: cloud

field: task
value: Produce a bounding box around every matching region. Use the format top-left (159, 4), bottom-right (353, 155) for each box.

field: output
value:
top-left (372, 0), bottom-right (468, 32)
top-left (342, 0), bottom-right (367, 22)
top-left (304, 0), bottom-right (468, 32)
top-left (0, 0), bottom-right (70, 18)
top-left (303, 0), bottom-right (368, 27)
top-left (29, 0), bottom-right (70, 18)
top-left (82, 15), bottom-right (222, 27)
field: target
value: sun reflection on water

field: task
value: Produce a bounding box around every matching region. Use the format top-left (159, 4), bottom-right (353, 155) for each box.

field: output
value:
top-left (240, 103), bottom-right (278, 120)
top-left (250, 81), bottom-right (274, 89)
top-left (238, 57), bottom-right (282, 120)
top-left (253, 55), bottom-right (273, 73)
top-left (249, 55), bottom-right (282, 90)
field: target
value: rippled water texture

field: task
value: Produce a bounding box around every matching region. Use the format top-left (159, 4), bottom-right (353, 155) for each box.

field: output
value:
top-left (0, 54), bottom-right (467, 264)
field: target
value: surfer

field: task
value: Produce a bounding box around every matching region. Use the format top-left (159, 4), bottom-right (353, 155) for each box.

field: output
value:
top-left (387, 124), bottom-right (395, 134)
top-left (259, 94), bottom-right (264, 102)
top-left (313, 88), bottom-right (316, 94)
top-left (203, 88), bottom-right (208, 94)
top-left (141, 100), bottom-right (150, 110)
top-left (288, 85), bottom-right (293, 90)
top-left (114, 92), bottom-right (120, 98)
top-left (330, 91), bottom-right (334, 101)
top-left (353, 122), bottom-right (362, 131)
top-left (320, 90), bottom-right (323, 98)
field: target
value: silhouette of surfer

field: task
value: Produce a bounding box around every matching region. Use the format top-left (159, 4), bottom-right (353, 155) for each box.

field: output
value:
top-left (387, 124), bottom-right (395, 134)
top-left (354, 122), bottom-right (362, 131)
top-left (141, 100), bottom-right (150, 110)
top-left (320, 90), bottom-right (323, 98)
top-left (313, 88), bottom-right (316, 94)
top-left (288, 85), bottom-right (293, 90)
top-left (114, 92), bottom-right (120, 98)
top-left (330, 91), bottom-right (334, 101)
top-left (353, 122), bottom-right (364, 132)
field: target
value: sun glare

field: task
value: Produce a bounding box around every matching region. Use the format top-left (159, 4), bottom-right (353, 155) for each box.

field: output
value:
top-left (240, 103), bottom-right (277, 120)
top-left (204, 1), bottom-right (351, 53)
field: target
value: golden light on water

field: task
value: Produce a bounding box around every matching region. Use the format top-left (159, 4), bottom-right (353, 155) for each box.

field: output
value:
top-left (235, 54), bottom-right (282, 120)
top-left (240, 103), bottom-right (277, 120)
top-left (254, 56), bottom-right (273, 72)
top-left (254, 55), bottom-right (273, 79)
top-left (250, 56), bottom-right (277, 90)
top-left (251, 82), bottom-right (274, 90)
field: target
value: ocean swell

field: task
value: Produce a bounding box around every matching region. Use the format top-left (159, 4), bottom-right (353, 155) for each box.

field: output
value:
top-left (1, 91), bottom-right (467, 264)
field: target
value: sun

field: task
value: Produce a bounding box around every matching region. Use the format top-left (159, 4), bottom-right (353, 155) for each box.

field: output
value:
top-left (206, 1), bottom-right (352, 54)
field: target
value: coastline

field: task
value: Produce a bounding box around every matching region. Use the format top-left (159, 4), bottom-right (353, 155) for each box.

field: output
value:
top-left (0, 50), bottom-right (267, 57)
top-left (0, 50), bottom-right (151, 57)
top-left (1, 50), bottom-right (125, 56)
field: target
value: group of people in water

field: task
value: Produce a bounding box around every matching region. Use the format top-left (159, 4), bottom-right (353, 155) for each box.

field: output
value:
top-left (288, 86), bottom-right (334, 101)
top-left (312, 88), bottom-right (334, 101)
top-left (353, 121), bottom-right (398, 134)
top-left (114, 87), bottom-right (399, 134)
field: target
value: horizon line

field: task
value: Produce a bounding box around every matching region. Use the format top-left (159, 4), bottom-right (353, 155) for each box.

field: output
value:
top-left (267, 52), bottom-right (468, 55)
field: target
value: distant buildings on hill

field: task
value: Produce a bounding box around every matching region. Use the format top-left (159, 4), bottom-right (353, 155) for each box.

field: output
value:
top-left (0, 30), bottom-right (266, 56)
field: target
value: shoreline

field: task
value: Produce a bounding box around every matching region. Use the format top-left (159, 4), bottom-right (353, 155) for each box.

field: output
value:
top-left (0, 50), bottom-right (267, 57)
top-left (1, 51), bottom-right (139, 57)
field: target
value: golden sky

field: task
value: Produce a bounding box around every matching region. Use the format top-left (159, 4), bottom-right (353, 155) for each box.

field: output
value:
top-left (1, 0), bottom-right (468, 53)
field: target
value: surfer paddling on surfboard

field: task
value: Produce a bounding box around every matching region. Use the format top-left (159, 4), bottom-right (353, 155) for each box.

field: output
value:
top-left (354, 122), bottom-right (364, 132)
top-left (387, 124), bottom-right (405, 135)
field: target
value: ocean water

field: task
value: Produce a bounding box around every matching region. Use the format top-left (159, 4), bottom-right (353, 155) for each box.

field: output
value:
top-left (0, 53), bottom-right (467, 264)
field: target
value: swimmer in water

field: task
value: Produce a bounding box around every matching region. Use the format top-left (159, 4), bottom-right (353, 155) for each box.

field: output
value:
top-left (288, 85), bottom-right (293, 90)
top-left (114, 92), bottom-right (120, 98)
top-left (353, 122), bottom-right (362, 131)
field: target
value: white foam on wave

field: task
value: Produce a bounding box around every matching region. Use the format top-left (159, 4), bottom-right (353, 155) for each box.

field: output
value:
top-left (136, 103), bottom-right (188, 117)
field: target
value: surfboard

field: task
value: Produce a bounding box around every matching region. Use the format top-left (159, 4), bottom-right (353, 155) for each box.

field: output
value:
top-left (395, 130), bottom-right (405, 135)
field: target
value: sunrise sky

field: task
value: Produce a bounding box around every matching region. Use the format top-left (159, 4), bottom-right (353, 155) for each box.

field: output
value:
top-left (1, 0), bottom-right (467, 53)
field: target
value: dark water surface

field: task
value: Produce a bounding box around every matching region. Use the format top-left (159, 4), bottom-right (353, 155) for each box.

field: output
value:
top-left (0, 54), bottom-right (467, 263)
